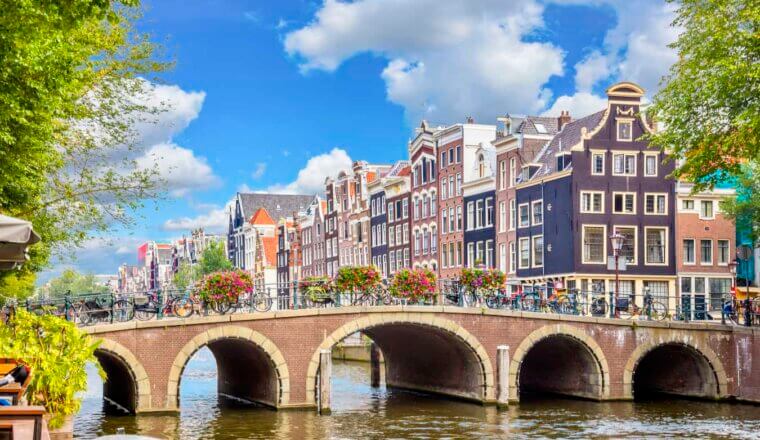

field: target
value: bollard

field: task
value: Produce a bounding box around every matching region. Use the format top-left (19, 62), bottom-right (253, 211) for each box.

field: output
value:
top-left (370, 343), bottom-right (381, 388)
top-left (609, 291), bottom-right (615, 319)
top-left (319, 349), bottom-right (332, 415)
top-left (497, 345), bottom-right (510, 408)
top-left (110, 292), bottom-right (115, 324)
top-left (157, 290), bottom-right (163, 320)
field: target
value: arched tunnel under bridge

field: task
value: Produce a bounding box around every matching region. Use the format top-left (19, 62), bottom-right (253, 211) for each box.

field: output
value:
top-left (631, 343), bottom-right (722, 400)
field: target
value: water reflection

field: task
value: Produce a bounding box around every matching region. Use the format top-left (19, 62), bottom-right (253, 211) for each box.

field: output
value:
top-left (76, 349), bottom-right (760, 439)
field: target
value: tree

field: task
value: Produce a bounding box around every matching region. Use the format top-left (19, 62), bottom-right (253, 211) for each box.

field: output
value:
top-left (722, 162), bottom-right (760, 246)
top-left (0, 1), bottom-right (170, 296)
top-left (172, 260), bottom-right (196, 291)
top-left (40, 269), bottom-right (111, 298)
top-left (197, 241), bottom-right (232, 277)
top-left (646, 0), bottom-right (759, 189)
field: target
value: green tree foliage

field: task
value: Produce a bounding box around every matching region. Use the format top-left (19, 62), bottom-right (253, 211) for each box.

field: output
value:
top-left (647, 0), bottom-right (759, 189)
top-left (722, 163), bottom-right (760, 246)
top-left (0, 1), bottom-right (169, 295)
top-left (39, 269), bottom-right (111, 297)
top-left (172, 260), bottom-right (196, 291)
top-left (197, 241), bottom-right (232, 277)
top-left (0, 309), bottom-right (102, 429)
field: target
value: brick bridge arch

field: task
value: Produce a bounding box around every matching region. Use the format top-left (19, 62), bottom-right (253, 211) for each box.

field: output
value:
top-left (305, 313), bottom-right (496, 404)
top-left (166, 325), bottom-right (290, 409)
top-left (623, 335), bottom-right (729, 400)
top-left (95, 338), bottom-right (152, 413)
top-left (509, 323), bottom-right (610, 401)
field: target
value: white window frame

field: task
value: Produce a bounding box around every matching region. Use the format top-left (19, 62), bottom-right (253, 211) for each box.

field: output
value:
top-left (582, 224), bottom-right (607, 265)
top-left (682, 238), bottom-right (696, 265)
top-left (509, 241), bottom-right (516, 273)
top-left (644, 153), bottom-right (658, 177)
top-left (717, 239), bottom-right (730, 265)
top-left (580, 191), bottom-right (605, 214)
top-left (644, 226), bottom-right (669, 266)
top-left (612, 191), bottom-right (636, 215)
top-left (518, 203), bottom-right (530, 228)
top-left (518, 237), bottom-right (531, 269)
top-left (644, 193), bottom-right (668, 215)
top-left (509, 157), bottom-right (517, 187)
top-left (532, 235), bottom-right (544, 268)
top-left (499, 160), bottom-right (506, 190)
top-left (499, 201), bottom-right (506, 233)
top-left (612, 152), bottom-right (637, 176)
top-left (699, 200), bottom-right (715, 220)
top-left (613, 225), bottom-right (638, 266)
top-left (509, 199), bottom-right (516, 230)
top-left (591, 151), bottom-right (605, 176)
top-left (616, 118), bottom-right (633, 142)
top-left (700, 239), bottom-right (713, 266)
top-left (531, 200), bottom-right (543, 226)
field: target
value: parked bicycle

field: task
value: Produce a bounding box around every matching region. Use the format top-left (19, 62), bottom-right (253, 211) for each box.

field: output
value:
top-left (611, 290), bottom-right (668, 321)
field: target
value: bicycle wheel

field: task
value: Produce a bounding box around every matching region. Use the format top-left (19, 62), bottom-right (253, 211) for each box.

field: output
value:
top-left (112, 299), bottom-right (133, 322)
top-left (211, 299), bottom-right (232, 315)
top-left (558, 297), bottom-right (575, 315)
top-left (252, 294), bottom-right (273, 312)
top-left (521, 296), bottom-right (536, 311)
top-left (485, 295), bottom-right (501, 309)
top-left (173, 297), bottom-right (196, 318)
top-left (135, 301), bottom-right (156, 321)
top-left (591, 298), bottom-right (607, 316)
top-left (649, 301), bottom-right (668, 321)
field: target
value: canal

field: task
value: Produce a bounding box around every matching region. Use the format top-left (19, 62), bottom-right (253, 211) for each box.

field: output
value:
top-left (75, 348), bottom-right (760, 439)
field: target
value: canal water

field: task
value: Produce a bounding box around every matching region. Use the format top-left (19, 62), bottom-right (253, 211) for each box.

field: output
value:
top-left (75, 348), bottom-right (760, 439)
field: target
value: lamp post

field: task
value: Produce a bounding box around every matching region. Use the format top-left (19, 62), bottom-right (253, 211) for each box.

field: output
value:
top-left (609, 232), bottom-right (625, 318)
top-left (726, 259), bottom-right (738, 325)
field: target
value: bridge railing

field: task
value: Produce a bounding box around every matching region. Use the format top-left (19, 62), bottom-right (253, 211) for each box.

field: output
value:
top-left (9, 285), bottom-right (759, 328)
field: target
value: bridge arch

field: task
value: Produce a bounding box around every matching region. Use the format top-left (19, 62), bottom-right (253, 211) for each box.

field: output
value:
top-left (510, 324), bottom-right (610, 401)
top-left (623, 337), bottom-right (728, 400)
top-left (305, 313), bottom-right (495, 405)
top-left (95, 338), bottom-right (152, 413)
top-left (166, 326), bottom-right (290, 409)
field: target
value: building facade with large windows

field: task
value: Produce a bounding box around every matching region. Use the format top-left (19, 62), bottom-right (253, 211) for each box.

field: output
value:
top-left (463, 143), bottom-right (497, 268)
top-left (515, 82), bottom-right (677, 301)
top-left (409, 122), bottom-right (440, 270)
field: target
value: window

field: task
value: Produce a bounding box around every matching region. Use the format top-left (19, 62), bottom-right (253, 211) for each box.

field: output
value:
top-left (509, 199), bottom-right (516, 229)
top-left (499, 160), bottom-right (506, 190)
top-left (519, 238), bottom-right (530, 269)
top-left (389, 251), bottom-right (396, 273)
top-left (486, 197), bottom-right (494, 227)
top-left (478, 154), bottom-right (486, 178)
top-left (449, 149), bottom-right (454, 164)
top-left (402, 224), bottom-right (408, 243)
top-left (485, 240), bottom-right (494, 267)
top-left (700, 239), bottom-right (712, 264)
top-left (456, 146), bottom-right (461, 163)
top-left (441, 181), bottom-right (447, 200)
top-left (518, 203), bottom-right (530, 228)
top-left (389, 226), bottom-right (395, 246)
top-left (613, 192), bottom-right (636, 214)
top-left (476, 200), bottom-right (484, 228)
top-left (644, 154), bottom-right (658, 176)
top-left (509, 158), bottom-right (517, 187)
top-left (449, 207), bottom-right (455, 232)
top-left (645, 193), bottom-right (667, 215)
top-left (718, 240), bottom-right (729, 265)
top-left (613, 153), bottom-right (636, 176)
top-left (581, 191), bottom-right (604, 213)
top-left (683, 239), bottom-right (695, 264)
top-left (499, 202), bottom-right (506, 232)
top-left (499, 244), bottom-right (507, 272)
top-left (682, 199), bottom-right (694, 211)
top-left (700, 200), bottom-right (714, 219)
top-left (404, 248), bottom-right (410, 267)
top-left (645, 227), bottom-right (667, 265)
top-left (456, 206), bottom-right (462, 231)
top-left (591, 152), bottom-right (605, 175)
top-left (402, 199), bottom-right (409, 218)
top-left (431, 226), bottom-right (437, 253)
top-left (617, 120), bottom-right (632, 141)
top-left (532, 200), bottom-right (543, 225)
top-left (644, 281), bottom-right (668, 301)
top-left (448, 176), bottom-right (454, 198)
top-left (456, 173), bottom-right (462, 195)
top-left (532, 235), bottom-right (544, 267)
top-left (430, 193), bottom-right (436, 214)
top-left (583, 225), bottom-right (606, 264)
top-left (396, 225), bottom-right (402, 244)
top-left (441, 209), bottom-right (448, 234)
top-left (422, 196), bottom-right (429, 218)
top-left (614, 226), bottom-right (637, 265)
top-left (509, 241), bottom-right (516, 273)
top-left (467, 202), bottom-right (475, 230)
top-left (422, 229), bottom-right (429, 254)
top-left (441, 151), bottom-right (447, 167)
top-left (388, 203), bottom-right (394, 221)
top-left (441, 243), bottom-right (448, 268)
top-left (414, 231), bottom-right (421, 255)
top-left (467, 243), bottom-right (475, 267)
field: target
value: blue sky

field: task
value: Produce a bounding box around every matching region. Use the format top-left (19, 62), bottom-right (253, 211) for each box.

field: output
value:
top-left (46, 0), bottom-right (680, 279)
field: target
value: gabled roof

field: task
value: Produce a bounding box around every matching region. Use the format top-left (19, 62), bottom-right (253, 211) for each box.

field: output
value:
top-left (238, 193), bottom-right (314, 221)
top-left (249, 208), bottom-right (275, 226)
top-left (531, 110), bottom-right (606, 179)
top-left (260, 236), bottom-right (277, 267)
top-left (517, 116), bottom-right (560, 136)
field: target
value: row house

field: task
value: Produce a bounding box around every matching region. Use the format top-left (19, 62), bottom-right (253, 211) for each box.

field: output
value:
top-left (515, 82), bottom-right (678, 302)
top-left (227, 192), bottom-right (313, 271)
top-left (463, 143), bottom-right (497, 269)
top-left (369, 161), bottom-right (411, 278)
top-left (276, 217), bottom-right (300, 296)
top-left (324, 176), bottom-right (340, 277)
top-left (247, 208), bottom-right (278, 291)
top-left (675, 182), bottom-right (736, 312)
top-left (299, 197), bottom-right (327, 279)
top-left (409, 122), bottom-right (440, 270)
top-left (493, 114), bottom-right (562, 292)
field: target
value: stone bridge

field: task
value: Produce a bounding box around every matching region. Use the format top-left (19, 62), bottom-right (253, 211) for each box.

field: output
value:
top-left (83, 306), bottom-right (760, 414)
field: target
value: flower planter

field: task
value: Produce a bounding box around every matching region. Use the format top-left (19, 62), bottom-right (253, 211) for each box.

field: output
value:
top-left (46, 414), bottom-right (73, 440)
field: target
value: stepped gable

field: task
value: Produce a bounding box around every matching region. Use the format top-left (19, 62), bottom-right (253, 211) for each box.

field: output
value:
top-left (531, 110), bottom-right (606, 179)
top-left (239, 193), bottom-right (314, 221)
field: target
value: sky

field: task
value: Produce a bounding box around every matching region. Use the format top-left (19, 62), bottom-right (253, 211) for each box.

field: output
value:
top-left (42, 0), bottom-right (682, 281)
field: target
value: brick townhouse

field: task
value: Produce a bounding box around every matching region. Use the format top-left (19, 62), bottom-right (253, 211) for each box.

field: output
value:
top-left (385, 165), bottom-right (412, 277)
top-left (409, 122), bottom-right (440, 270)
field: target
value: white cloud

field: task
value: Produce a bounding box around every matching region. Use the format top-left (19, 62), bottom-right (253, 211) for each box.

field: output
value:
top-left (136, 142), bottom-right (220, 197)
top-left (130, 81), bottom-right (206, 149)
top-left (162, 205), bottom-right (229, 233)
top-left (542, 92), bottom-right (607, 117)
top-left (285, 0), bottom-right (563, 123)
top-left (266, 148), bottom-right (352, 194)
top-left (574, 51), bottom-right (610, 92)
top-left (251, 162), bottom-right (267, 180)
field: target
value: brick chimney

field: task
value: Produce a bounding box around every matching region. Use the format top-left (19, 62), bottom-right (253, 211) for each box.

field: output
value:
top-left (466, 116), bottom-right (475, 124)
top-left (557, 110), bottom-right (571, 131)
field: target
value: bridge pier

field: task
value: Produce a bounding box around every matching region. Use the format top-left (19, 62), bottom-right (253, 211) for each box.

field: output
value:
top-left (496, 345), bottom-right (509, 408)
top-left (319, 349), bottom-right (332, 415)
top-left (370, 343), bottom-right (381, 388)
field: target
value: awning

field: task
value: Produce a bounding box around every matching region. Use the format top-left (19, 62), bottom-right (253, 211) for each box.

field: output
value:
top-left (0, 214), bottom-right (41, 269)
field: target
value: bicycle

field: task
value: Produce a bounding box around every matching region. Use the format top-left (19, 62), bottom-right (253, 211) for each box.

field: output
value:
top-left (614, 291), bottom-right (667, 321)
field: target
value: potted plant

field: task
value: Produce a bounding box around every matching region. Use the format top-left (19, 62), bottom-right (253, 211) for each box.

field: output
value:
top-left (389, 268), bottom-right (437, 304)
top-left (196, 269), bottom-right (252, 314)
top-left (461, 267), bottom-right (506, 299)
top-left (334, 266), bottom-right (382, 303)
top-left (299, 276), bottom-right (333, 304)
top-left (0, 308), bottom-right (102, 438)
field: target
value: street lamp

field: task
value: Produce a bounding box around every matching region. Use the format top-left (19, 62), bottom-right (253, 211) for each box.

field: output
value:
top-left (725, 259), bottom-right (739, 325)
top-left (609, 232), bottom-right (625, 318)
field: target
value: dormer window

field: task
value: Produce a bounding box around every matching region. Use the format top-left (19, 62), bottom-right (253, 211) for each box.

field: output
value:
top-left (478, 154), bottom-right (486, 178)
top-left (617, 119), bottom-right (633, 142)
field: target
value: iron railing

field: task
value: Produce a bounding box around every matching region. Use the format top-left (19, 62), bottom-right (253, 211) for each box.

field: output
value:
top-left (5, 285), bottom-right (758, 328)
